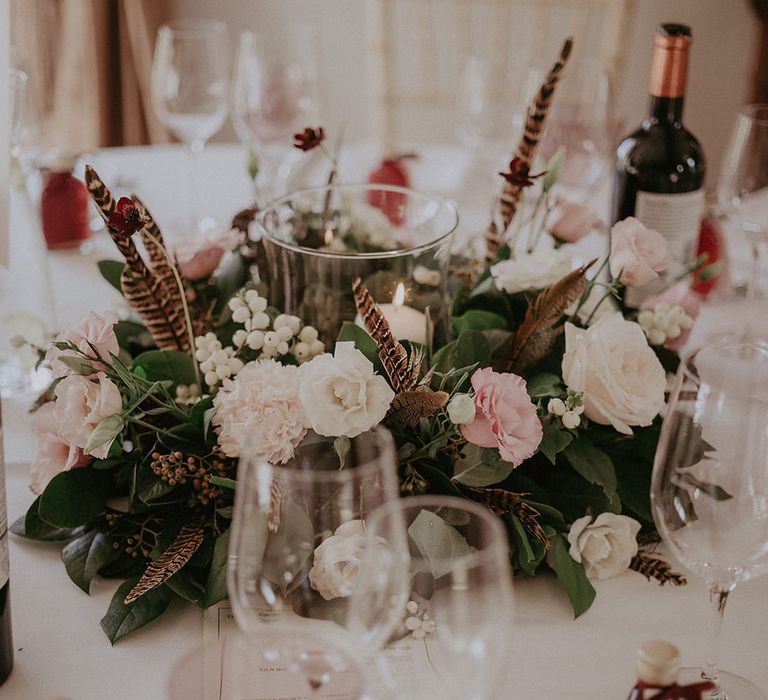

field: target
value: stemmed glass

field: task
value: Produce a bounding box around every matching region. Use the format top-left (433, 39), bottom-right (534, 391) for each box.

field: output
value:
top-left (651, 343), bottom-right (768, 699)
top-left (231, 30), bottom-right (317, 202)
top-left (151, 20), bottom-right (229, 232)
top-left (350, 495), bottom-right (514, 700)
top-left (718, 104), bottom-right (768, 300)
top-left (227, 427), bottom-right (404, 698)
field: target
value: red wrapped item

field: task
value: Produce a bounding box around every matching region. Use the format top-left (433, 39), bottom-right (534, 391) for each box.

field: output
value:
top-left (692, 207), bottom-right (727, 298)
top-left (41, 155), bottom-right (90, 250)
top-left (366, 154), bottom-right (416, 226)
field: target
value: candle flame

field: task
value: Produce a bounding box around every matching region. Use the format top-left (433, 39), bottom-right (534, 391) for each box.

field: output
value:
top-left (324, 228), bottom-right (334, 246)
top-left (393, 282), bottom-right (405, 307)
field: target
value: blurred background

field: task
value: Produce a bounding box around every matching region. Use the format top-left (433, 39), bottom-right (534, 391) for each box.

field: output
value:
top-left (8, 0), bottom-right (765, 186)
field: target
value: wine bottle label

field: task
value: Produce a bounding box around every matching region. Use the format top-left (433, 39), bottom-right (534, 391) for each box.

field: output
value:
top-left (0, 417), bottom-right (7, 588)
top-left (625, 188), bottom-right (704, 307)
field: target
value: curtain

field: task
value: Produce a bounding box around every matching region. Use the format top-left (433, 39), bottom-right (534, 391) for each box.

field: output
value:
top-left (10, 0), bottom-right (173, 151)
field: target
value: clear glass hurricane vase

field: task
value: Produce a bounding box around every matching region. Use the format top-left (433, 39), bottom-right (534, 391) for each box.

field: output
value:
top-left (227, 427), bottom-right (405, 697)
top-left (651, 343), bottom-right (768, 699)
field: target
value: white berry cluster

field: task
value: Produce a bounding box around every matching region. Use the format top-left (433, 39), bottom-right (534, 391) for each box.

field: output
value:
top-left (404, 600), bottom-right (436, 640)
top-left (194, 333), bottom-right (245, 389)
top-left (548, 389), bottom-right (585, 430)
top-left (175, 383), bottom-right (202, 406)
top-left (637, 303), bottom-right (694, 346)
top-left (228, 290), bottom-right (324, 363)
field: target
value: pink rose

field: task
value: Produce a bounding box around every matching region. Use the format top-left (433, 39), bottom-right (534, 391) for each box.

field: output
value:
top-left (55, 373), bottom-right (123, 459)
top-left (46, 311), bottom-right (119, 378)
top-left (609, 217), bottom-right (669, 286)
top-left (175, 228), bottom-right (243, 281)
top-left (641, 282), bottom-right (701, 351)
top-left (460, 368), bottom-right (542, 466)
top-left (550, 202), bottom-right (602, 243)
top-left (29, 402), bottom-right (90, 494)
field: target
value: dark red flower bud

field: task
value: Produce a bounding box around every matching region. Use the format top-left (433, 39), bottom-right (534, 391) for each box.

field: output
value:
top-left (293, 127), bottom-right (325, 152)
top-left (499, 157), bottom-right (545, 188)
top-left (108, 197), bottom-right (145, 236)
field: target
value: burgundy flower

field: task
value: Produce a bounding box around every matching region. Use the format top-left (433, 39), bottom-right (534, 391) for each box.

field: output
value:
top-left (108, 197), bottom-right (145, 236)
top-left (499, 158), bottom-right (544, 188)
top-left (293, 127), bottom-right (325, 152)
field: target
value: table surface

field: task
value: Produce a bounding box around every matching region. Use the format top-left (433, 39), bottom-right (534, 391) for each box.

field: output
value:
top-left (2, 143), bottom-right (768, 700)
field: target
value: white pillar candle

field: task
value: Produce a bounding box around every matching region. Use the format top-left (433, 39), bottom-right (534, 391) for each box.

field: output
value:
top-left (355, 282), bottom-right (427, 345)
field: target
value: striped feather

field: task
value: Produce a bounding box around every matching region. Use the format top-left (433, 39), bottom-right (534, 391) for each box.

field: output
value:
top-left (124, 524), bottom-right (205, 604)
top-left (465, 487), bottom-right (549, 548)
top-left (485, 37), bottom-right (573, 263)
top-left (352, 277), bottom-right (421, 392)
top-left (630, 553), bottom-right (687, 586)
top-left (386, 389), bottom-right (449, 430)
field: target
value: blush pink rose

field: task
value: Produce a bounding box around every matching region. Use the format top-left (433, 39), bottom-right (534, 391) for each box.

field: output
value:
top-left (29, 402), bottom-right (90, 494)
top-left (55, 373), bottom-right (123, 459)
top-left (641, 282), bottom-right (701, 351)
top-left (550, 202), bottom-right (602, 243)
top-left (609, 217), bottom-right (669, 286)
top-left (460, 368), bottom-right (542, 466)
top-left (46, 311), bottom-right (119, 378)
top-left (175, 228), bottom-right (243, 281)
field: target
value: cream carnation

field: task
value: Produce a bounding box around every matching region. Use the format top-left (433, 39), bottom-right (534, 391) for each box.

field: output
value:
top-left (213, 359), bottom-right (308, 462)
top-left (562, 314), bottom-right (666, 435)
top-left (46, 311), bottom-right (119, 378)
top-left (490, 248), bottom-right (572, 294)
top-left (299, 342), bottom-right (394, 438)
top-left (567, 513), bottom-right (641, 580)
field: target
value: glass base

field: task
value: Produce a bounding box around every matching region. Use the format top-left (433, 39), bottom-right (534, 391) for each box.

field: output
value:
top-left (678, 667), bottom-right (767, 700)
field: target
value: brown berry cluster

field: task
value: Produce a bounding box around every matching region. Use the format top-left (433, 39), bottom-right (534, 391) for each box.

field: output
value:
top-left (104, 513), bottom-right (160, 560)
top-left (149, 448), bottom-right (231, 507)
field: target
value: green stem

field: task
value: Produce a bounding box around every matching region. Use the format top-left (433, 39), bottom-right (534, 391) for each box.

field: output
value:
top-left (140, 230), bottom-right (201, 390)
top-left (127, 416), bottom-right (182, 439)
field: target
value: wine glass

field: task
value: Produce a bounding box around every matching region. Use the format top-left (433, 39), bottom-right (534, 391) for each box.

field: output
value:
top-left (151, 20), bottom-right (229, 232)
top-left (231, 29), bottom-right (318, 202)
top-left (718, 104), bottom-right (768, 300)
top-left (651, 343), bottom-right (768, 699)
top-left (227, 427), bottom-right (403, 697)
top-left (349, 495), bottom-right (514, 700)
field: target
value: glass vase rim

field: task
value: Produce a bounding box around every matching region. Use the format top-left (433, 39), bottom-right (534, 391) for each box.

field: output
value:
top-left (680, 341), bottom-right (768, 386)
top-left (159, 19), bottom-right (228, 37)
top-left (364, 493), bottom-right (511, 566)
top-left (240, 426), bottom-right (398, 484)
top-left (736, 103), bottom-right (768, 126)
top-left (255, 182), bottom-right (459, 260)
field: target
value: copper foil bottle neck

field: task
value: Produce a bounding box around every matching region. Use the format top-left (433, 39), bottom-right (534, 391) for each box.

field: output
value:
top-left (649, 27), bottom-right (691, 99)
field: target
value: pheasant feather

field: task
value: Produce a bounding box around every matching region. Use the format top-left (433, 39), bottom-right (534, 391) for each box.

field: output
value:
top-left (485, 37), bottom-right (573, 263)
top-left (630, 553), bottom-right (687, 587)
top-left (124, 523), bottom-right (205, 604)
top-left (387, 389), bottom-right (449, 430)
top-left (465, 487), bottom-right (549, 548)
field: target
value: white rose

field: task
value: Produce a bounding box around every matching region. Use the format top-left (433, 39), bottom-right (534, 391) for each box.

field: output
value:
top-left (54, 373), bottom-right (123, 459)
top-left (490, 248), bottom-right (573, 294)
top-left (561, 314), bottom-right (666, 435)
top-left (299, 341), bottom-right (394, 438)
top-left (308, 520), bottom-right (387, 601)
top-left (447, 394), bottom-right (475, 425)
top-left (567, 513), bottom-right (641, 580)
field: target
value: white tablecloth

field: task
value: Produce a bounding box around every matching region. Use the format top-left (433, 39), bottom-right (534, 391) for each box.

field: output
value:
top-left (2, 144), bottom-right (767, 700)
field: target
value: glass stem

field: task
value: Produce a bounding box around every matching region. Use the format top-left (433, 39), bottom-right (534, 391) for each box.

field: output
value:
top-left (188, 139), bottom-right (205, 231)
top-left (702, 583), bottom-right (732, 696)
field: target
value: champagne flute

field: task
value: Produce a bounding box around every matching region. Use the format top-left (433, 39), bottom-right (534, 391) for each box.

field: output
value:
top-left (227, 427), bottom-right (403, 698)
top-left (718, 104), bottom-right (768, 300)
top-left (651, 343), bottom-right (768, 699)
top-left (350, 495), bottom-right (514, 700)
top-left (151, 20), bottom-right (229, 232)
top-left (231, 29), bottom-right (317, 202)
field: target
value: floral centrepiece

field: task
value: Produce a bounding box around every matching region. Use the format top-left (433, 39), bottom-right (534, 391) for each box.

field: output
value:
top-left (14, 37), bottom-right (720, 642)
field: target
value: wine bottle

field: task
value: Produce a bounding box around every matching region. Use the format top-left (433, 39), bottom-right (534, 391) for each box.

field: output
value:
top-left (0, 405), bottom-right (13, 685)
top-left (612, 23), bottom-right (706, 307)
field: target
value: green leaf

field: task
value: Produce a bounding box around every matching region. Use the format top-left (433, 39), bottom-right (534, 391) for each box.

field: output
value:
top-left (432, 330), bottom-right (491, 373)
top-left (57, 355), bottom-right (95, 375)
top-left (508, 515), bottom-right (537, 575)
top-left (135, 465), bottom-right (177, 505)
top-left (564, 437), bottom-right (617, 499)
top-left (336, 323), bottom-right (387, 377)
top-left (542, 146), bottom-right (566, 193)
top-left (407, 509), bottom-right (474, 579)
top-left (613, 456), bottom-right (653, 523)
top-left (166, 569), bottom-right (206, 605)
top-left (451, 444), bottom-right (514, 487)
top-left (113, 320), bottom-right (151, 349)
top-left (203, 528), bottom-right (231, 608)
top-left (551, 534), bottom-right (596, 618)
top-left (39, 469), bottom-right (112, 528)
top-left (526, 373), bottom-right (565, 398)
top-left (523, 500), bottom-right (565, 529)
top-left (10, 497), bottom-right (87, 541)
top-left (131, 350), bottom-right (196, 386)
top-left (100, 577), bottom-right (173, 644)
top-left (209, 476), bottom-right (237, 490)
top-left (97, 260), bottom-right (125, 295)
top-left (452, 310), bottom-right (508, 335)
top-left (84, 414), bottom-right (125, 455)
top-left (413, 464), bottom-right (463, 497)
top-left (539, 420), bottom-right (574, 464)
top-left (61, 530), bottom-right (115, 594)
